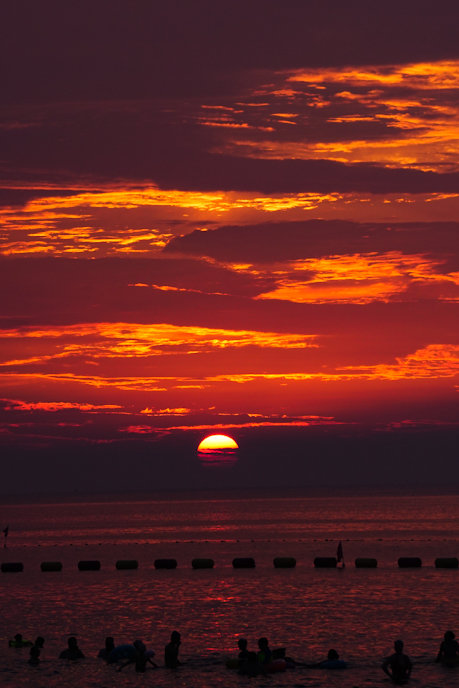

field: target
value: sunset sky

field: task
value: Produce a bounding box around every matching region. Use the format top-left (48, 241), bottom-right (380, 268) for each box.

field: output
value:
top-left (1, 1), bottom-right (458, 494)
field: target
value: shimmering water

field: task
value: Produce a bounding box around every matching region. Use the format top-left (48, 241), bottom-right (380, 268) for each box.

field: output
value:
top-left (1, 490), bottom-right (459, 687)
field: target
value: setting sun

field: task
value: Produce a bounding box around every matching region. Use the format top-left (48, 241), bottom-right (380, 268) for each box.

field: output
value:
top-left (197, 434), bottom-right (239, 452)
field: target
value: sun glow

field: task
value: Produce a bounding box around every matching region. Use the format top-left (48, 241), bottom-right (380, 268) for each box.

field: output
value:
top-left (197, 434), bottom-right (239, 452)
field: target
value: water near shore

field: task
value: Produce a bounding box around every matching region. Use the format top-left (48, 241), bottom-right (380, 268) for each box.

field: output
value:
top-left (1, 489), bottom-right (459, 687)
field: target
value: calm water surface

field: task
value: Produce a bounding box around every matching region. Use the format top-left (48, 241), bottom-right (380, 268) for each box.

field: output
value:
top-left (1, 490), bottom-right (458, 687)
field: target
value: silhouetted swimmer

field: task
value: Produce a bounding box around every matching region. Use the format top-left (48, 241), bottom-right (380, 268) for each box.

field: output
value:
top-left (98, 636), bottom-right (115, 660)
top-left (436, 630), bottom-right (459, 665)
top-left (59, 636), bottom-right (85, 660)
top-left (318, 648), bottom-right (347, 669)
top-left (257, 637), bottom-right (272, 667)
top-left (117, 640), bottom-right (157, 673)
top-left (382, 640), bottom-right (412, 684)
top-left (306, 648), bottom-right (347, 669)
top-left (237, 637), bottom-right (250, 668)
top-left (9, 633), bottom-right (33, 648)
top-left (28, 637), bottom-right (44, 666)
top-left (164, 631), bottom-right (181, 668)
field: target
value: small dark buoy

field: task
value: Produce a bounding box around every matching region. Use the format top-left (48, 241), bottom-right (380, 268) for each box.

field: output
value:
top-left (78, 560), bottom-right (101, 571)
top-left (1, 562), bottom-right (23, 573)
top-left (398, 557), bottom-right (422, 568)
top-left (154, 558), bottom-right (177, 569)
top-left (40, 561), bottom-right (63, 572)
top-left (192, 558), bottom-right (214, 569)
top-left (314, 557), bottom-right (337, 568)
top-left (232, 557), bottom-right (255, 568)
top-left (355, 558), bottom-right (377, 568)
top-left (116, 560), bottom-right (138, 570)
top-left (273, 557), bottom-right (296, 568)
top-left (435, 557), bottom-right (458, 569)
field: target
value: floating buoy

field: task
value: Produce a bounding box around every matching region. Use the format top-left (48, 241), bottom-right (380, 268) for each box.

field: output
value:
top-left (192, 558), bottom-right (214, 569)
top-left (1, 562), bottom-right (23, 573)
top-left (435, 557), bottom-right (458, 569)
top-left (355, 558), bottom-right (378, 568)
top-left (314, 557), bottom-right (337, 568)
top-left (78, 560), bottom-right (101, 571)
top-left (398, 557), bottom-right (422, 568)
top-left (273, 557), bottom-right (296, 568)
top-left (232, 557), bottom-right (255, 568)
top-left (40, 561), bottom-right (63, 572)
top-left (115, 560), bottom-right (138, 570)
top-left (154, 558), bottom-right (177, 569)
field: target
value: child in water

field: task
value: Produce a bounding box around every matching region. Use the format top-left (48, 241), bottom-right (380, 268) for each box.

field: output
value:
top-left (118, 640), bottom-right (157, 673)
top-left (9, 633), bottom-right (33, 648)
top-left (165, 631), bottom-right (181, 668)
top-left (28, 637), bottom-right (44, 666)
top-left (436, 630), bottom-right (459, 665)
top-left (59, 636), bottom-right (85, 660)
top-left (257, 637), bottom-right (272, 665)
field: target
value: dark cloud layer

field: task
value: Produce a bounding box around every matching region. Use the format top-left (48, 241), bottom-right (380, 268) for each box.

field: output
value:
top-left (4, 108), bottom-right (459, 193)
top-left (165, 220), bottom-right (459, 265)
top-left (3, 1), bottom-right (459, 105)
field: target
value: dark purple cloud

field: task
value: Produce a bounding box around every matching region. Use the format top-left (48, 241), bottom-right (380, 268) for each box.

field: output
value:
top-left (165, 219), bottom-right (459, 266)
top-left (3, 1), bottom-right (459, 105)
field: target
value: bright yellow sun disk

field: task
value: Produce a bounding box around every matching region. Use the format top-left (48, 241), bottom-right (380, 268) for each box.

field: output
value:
top-left (197, 434), bottom-right (239, 452)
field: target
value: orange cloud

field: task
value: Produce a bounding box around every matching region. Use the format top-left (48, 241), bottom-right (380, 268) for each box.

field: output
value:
top-left (287, 60), bottom-right (459, 89)
top-left (344, 344), bottom-right (459, 380)
top-left (121, 416), bottom-right (340, 434)
top-left (212, 59), bottom-right (459, 173)
top-left (0, 323), bottom-right (317, 367)
top-left (140, 407), bottom-right (192, 416)
top-left (2, 398), bottom-right (122, 412)
top-left (255, 252), bottom-right (458, 304)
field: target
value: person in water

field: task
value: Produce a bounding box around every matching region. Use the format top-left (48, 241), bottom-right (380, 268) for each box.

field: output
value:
top-left (9, 633), bottom-right (33, 648)
top-left (382, 640), bottom-right (412, 684)
top-left (306, 648), bottom-right (347, 669)
top-left (59, 636), bottom-right (85, 660)
top-left (28, 637), bottom-right (44, 666)
top-left (117, 640), bottom-right (157, 673)
top-left (436, 630), bottom-right (459, 665)
top-left (237, 638), bottom-right (250, 664)
top-left (164, 631), bottom-right (181, 668)
top-left (257, 637), bottom-right (272, 665)
top-left (98, 636), bottom-right (115, 660)
top-left (315, 648), bottom-right (347, 669)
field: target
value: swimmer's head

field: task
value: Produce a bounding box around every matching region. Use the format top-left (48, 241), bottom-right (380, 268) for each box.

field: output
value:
top-left (328, 648), bottom-right (339, 660)
top-left (133, 639), bottom-right (146, 653)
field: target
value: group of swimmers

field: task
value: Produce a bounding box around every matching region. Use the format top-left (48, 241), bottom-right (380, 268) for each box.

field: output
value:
top-left (8, 629), bottom-right (459, 682)
top-left (8, 631), bottom-right (181, 672)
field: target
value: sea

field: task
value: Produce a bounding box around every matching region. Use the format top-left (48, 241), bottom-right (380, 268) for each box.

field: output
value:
top-left (1, 488), bottom-right (459, 688)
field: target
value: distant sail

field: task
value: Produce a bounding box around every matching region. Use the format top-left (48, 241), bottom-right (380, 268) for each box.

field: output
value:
top-left (337, 541), bottom-right (343, 562)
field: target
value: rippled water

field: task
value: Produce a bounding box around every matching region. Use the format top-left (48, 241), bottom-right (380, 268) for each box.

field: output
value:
top-left (1, 490), bottom-right (459, 687)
